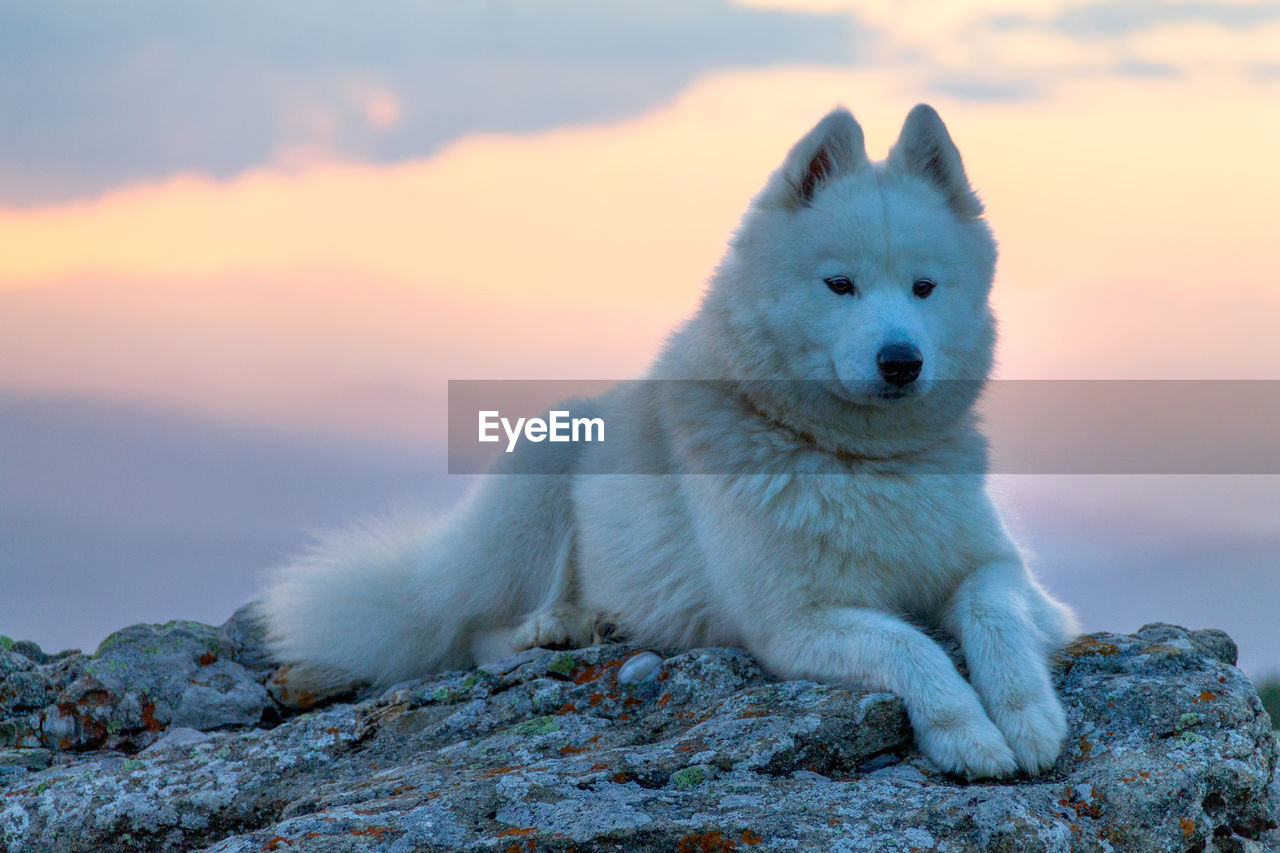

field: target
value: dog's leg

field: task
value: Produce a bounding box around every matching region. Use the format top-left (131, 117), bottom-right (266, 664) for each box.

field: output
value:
top-left (469, 534), bottom-right (594, 663)
top-left (512, 532), bottom-right (595, 649)
top-left (942, 557), bottom-right (1072, 775)
top-left (748, 607), bottom-right (1017, 779)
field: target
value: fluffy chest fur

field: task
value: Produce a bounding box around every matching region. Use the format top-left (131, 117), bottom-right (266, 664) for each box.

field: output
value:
top-left (574, 378), bottom-right (1003, 644)
top-left (682, 464), bottom-right (992, 623)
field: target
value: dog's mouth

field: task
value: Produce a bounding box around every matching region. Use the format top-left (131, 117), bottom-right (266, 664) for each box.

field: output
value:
top-left (875, 385), bottom-right (918, 401)
top-left (823, 376), bottom-right (926, 406)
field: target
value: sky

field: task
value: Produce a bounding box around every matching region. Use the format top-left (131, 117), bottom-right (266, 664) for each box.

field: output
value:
top-left (1, 1), bottom-right (1278, 674)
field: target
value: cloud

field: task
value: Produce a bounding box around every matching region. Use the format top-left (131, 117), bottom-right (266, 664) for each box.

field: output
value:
top-left (924, 75), bottom-right (1041, 102)
top-left (965, 0), bottom-right (1280, 89)
top-left (813, 0), bottom-right (1280, 104)
top-left (991, 0), bottom-right (1280, 37)
top-left (0, 0), bottom-right (859, 205)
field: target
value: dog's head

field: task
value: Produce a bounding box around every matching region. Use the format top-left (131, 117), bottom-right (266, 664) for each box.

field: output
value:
top-left (703, 105), bottom-right (998, 453)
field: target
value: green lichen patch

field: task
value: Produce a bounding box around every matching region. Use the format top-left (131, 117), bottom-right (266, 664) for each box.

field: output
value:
top-left (513, 716), bottom-right (559, 736)
top-left (547, 653), bottom-right (576, 678)
top-left (0, 635), bottom-right (14, 650)
top-left (672, 766), bottom-right (707, 790)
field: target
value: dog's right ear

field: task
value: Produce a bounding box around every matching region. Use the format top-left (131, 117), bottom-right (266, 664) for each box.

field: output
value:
top-left (760, 107), bottom-right (867, 209)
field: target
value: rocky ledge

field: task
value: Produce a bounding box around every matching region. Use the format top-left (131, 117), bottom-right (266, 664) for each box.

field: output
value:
top-left (1, 615), bottom-right (1277, 852)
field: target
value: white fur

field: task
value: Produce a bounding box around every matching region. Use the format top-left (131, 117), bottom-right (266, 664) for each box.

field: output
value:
top-left (259, 104), bottom-right (1079, 779)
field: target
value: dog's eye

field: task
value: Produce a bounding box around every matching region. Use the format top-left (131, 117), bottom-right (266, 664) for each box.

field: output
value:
top-left (912, 279), bottom-right (936, 298)
top-left (824, 276), bottom-right (855, 296)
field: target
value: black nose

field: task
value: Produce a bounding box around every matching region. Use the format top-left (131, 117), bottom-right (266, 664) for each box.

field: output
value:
top-left (876, 343), bottom-right (923, 387)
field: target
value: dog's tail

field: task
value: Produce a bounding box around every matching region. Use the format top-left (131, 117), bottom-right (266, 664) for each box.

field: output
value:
top-left (256, 466), bottom-right (580, 695)
top-left (258, 514), bottom-right (456, 694)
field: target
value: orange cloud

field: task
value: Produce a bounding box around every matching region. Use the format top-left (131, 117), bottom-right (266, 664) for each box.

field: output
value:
top-left (1, 66), bottom-right (1278, 447)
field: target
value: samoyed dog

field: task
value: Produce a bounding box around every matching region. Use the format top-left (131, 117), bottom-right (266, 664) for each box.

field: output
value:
top-left (261, 105), bottom-right (1078, 779)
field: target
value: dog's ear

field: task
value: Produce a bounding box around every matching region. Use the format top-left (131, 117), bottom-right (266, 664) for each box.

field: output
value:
top-left (761, 107), bottom-right (867, 209)
top-left (889, 104), bottom-right (983, 220)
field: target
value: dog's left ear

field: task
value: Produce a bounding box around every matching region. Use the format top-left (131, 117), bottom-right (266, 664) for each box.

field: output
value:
top-left (889, 104), bottom-right (983, 220)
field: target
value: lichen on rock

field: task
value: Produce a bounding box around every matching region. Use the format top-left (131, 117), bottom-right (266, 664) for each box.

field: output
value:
top-left (1, 618), bottom-right (1277, 852)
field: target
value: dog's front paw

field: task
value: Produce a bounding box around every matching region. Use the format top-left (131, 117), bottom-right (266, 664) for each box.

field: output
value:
top-left (987, 687), bottom-right (1068, 776)
top-left (914, 709), bottom-right (1018, 780)
top-left (511, 604), bottom-right (596, 652)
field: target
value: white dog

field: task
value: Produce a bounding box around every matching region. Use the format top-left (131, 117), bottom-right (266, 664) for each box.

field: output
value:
top-left (261, 104), bottom-right (1079, 779)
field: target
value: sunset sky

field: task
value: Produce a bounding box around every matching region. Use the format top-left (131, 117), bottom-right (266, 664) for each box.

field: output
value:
top-left (2, 1), bottom-right (1278, 670)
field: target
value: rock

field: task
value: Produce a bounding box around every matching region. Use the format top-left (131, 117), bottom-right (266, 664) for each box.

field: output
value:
top-left (1, 620), bottom-right (273, 754)
top-left (1, 623), bottom-right (1277, 852)
top-left (0, 749), bottom-right (50, 771)
top-left (265, 663), bottom-right (355, 712)
top-left (220, 604), bottom-right (274, 673)
top-left (140, 727), bottom-right (214, 755)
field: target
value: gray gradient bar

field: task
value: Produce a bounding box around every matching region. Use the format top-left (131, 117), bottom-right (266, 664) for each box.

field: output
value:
top-left (447, 380), bottom-right (1280, 474)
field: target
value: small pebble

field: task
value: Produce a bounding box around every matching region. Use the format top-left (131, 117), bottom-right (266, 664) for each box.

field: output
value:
top-left (617, 651), bottom-right (663, 685)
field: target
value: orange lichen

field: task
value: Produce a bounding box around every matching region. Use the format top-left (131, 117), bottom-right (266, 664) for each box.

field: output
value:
top-left (1066, 636), bottom-right (1120, 657)
top-left (141, 701), bottom-right (166, 733)
top-left (1059, 797), bottom-right (1102, 820)
top-left (677, 830), bottom-right (739, 852)
top-left (481, 765), bottom-right (521, 777)
top-left (571, 660), bottom-right (623, 685)
top-left (268, 667), bottom-right (320, 710)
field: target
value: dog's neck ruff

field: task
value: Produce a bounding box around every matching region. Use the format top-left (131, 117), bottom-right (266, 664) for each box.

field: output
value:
top-left (739, 391), bottom-right (931, 466)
